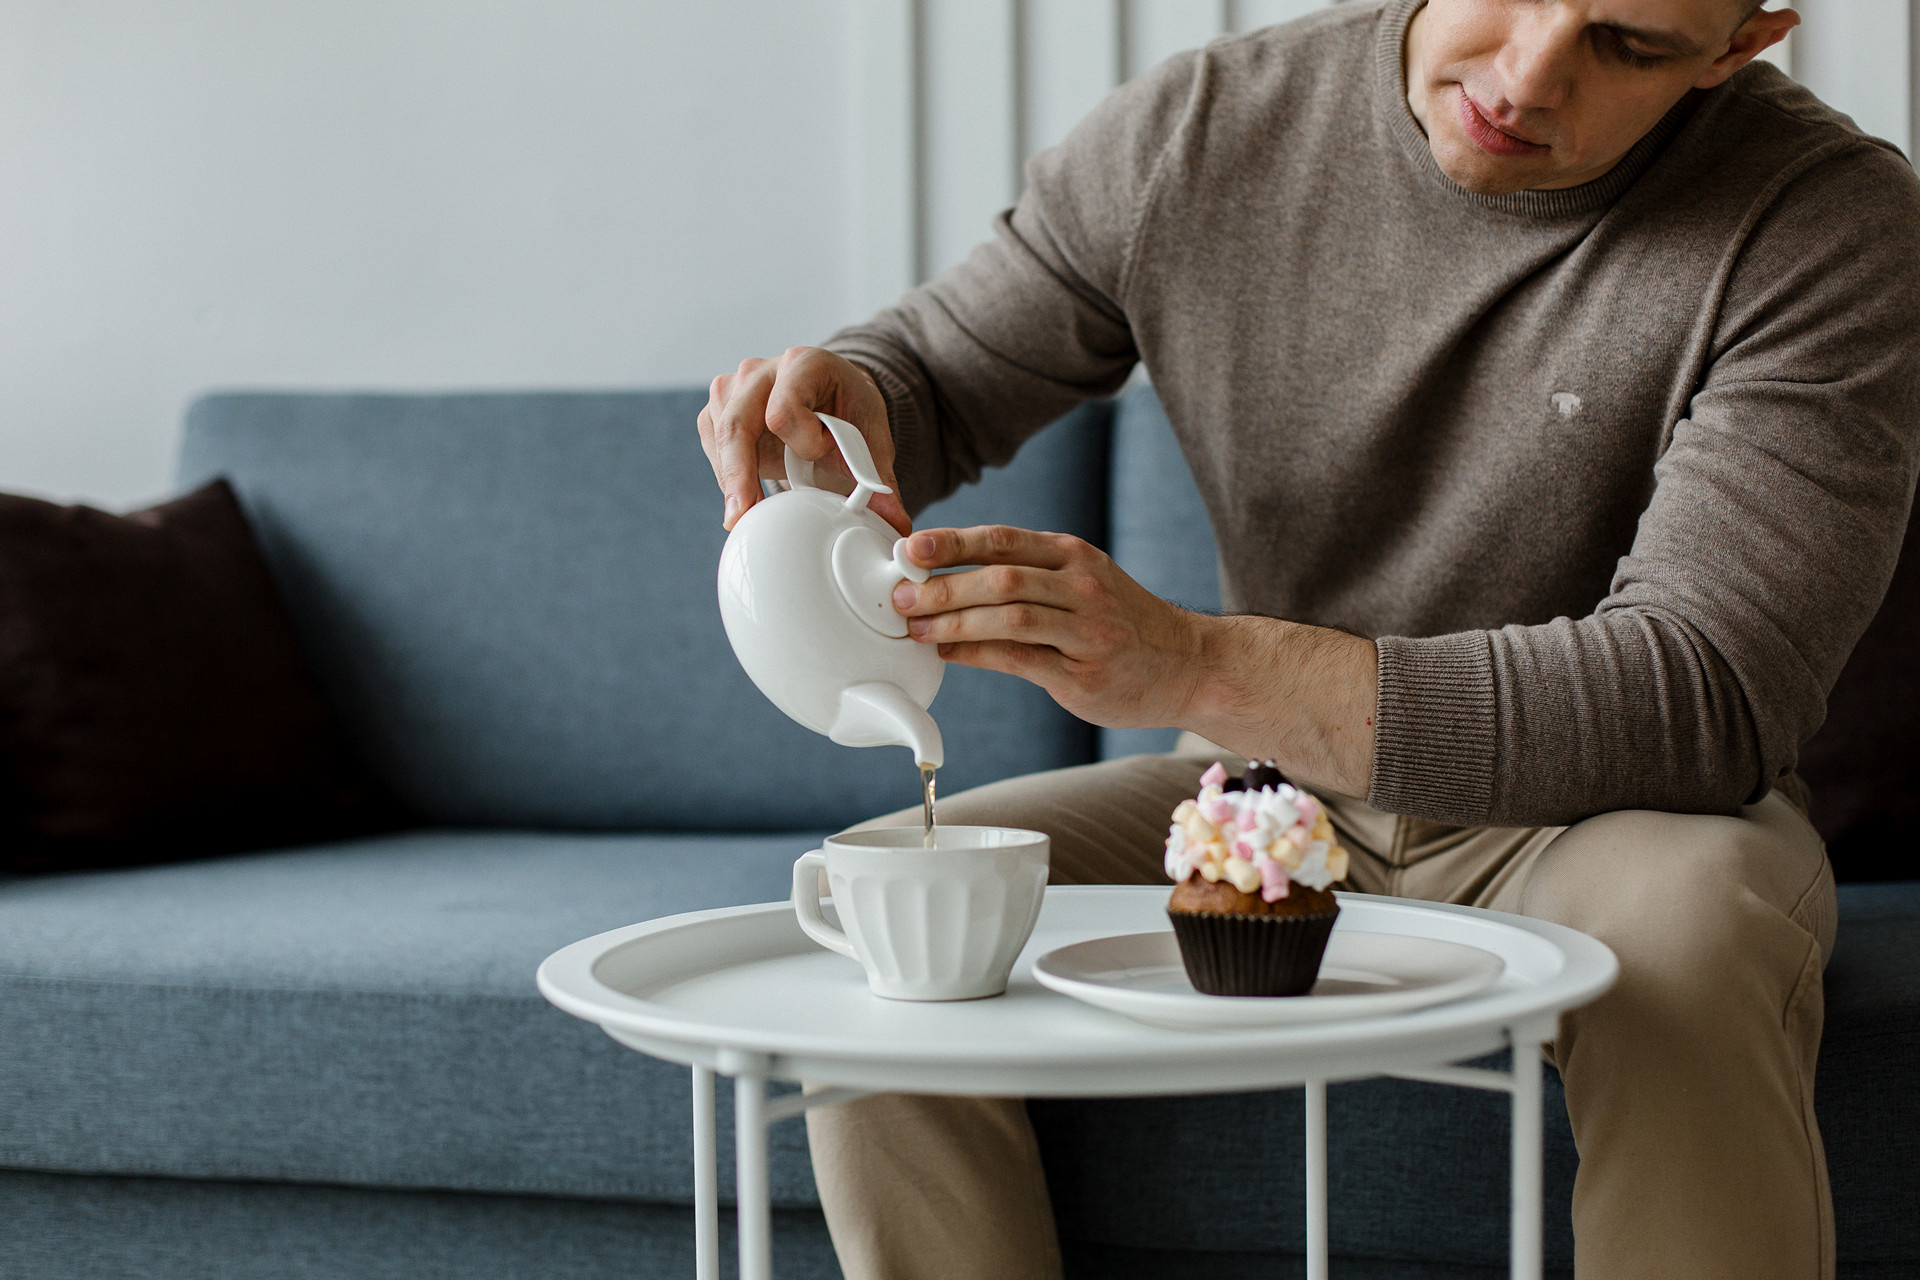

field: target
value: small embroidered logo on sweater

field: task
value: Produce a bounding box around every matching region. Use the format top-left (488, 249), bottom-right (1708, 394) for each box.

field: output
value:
top-left (1549, 392), bottom-right (1584, 418)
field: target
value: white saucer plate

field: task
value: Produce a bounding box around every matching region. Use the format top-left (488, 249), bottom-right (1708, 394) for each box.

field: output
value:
top-left (1032, 928), bottom-right (1506, 1032)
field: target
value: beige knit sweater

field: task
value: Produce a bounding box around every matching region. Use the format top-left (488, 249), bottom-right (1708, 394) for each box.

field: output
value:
top-left (828, 0), bottom-right (1920, 826)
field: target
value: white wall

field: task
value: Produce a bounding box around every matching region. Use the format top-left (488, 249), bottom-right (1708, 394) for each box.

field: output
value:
top-left (0, 1), bottom-right (859, 508)
top-left (2, 0), bottom-right (1915, 509)
top-left (1787, 0), bottom-right (1912, 152)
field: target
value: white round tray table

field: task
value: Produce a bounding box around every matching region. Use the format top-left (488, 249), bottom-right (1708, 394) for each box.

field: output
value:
top-left (538, 885), bottom-right (1616, 1280)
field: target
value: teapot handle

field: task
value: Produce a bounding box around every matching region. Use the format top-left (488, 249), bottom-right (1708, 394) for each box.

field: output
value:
top-left (785, 414), bottom-right (893, 514)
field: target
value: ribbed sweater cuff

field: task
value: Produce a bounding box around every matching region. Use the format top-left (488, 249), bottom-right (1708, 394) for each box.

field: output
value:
top-left (1368, 631), bottom-right (1497, 825)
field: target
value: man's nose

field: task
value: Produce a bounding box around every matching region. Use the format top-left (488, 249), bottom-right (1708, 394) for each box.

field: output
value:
top-left (1491, 5), bottom-right (1579, 112)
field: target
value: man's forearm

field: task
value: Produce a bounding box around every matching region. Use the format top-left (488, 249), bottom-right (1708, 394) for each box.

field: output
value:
top-left (1184, 615), bottom-right (1377, 800)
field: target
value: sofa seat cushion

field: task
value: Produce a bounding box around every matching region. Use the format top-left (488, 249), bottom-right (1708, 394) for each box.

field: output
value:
top-left (7, 843), bottom-right (1910, 1266)
top-left (0, 830), bottom-right (825, 1206)
top-left (0, 1171), bottom-right (846, 1280)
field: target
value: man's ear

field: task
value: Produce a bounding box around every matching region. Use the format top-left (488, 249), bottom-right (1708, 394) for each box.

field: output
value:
top-left (1694, 8), bottom-right (1800, 90)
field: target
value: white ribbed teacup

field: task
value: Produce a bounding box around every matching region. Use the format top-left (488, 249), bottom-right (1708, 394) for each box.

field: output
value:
top-left (791, 826), bottom-right (1050, 1001)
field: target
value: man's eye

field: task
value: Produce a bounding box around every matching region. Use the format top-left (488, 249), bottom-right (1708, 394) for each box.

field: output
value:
top-left (1596, 28), bottom-right (1667, 69)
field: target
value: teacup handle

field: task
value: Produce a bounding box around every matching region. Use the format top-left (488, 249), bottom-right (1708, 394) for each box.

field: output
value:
top-left (792, 851), bottom-right (858, 960)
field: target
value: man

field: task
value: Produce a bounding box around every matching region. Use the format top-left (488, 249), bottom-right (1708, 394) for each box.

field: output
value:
top-left (697, 0), bottom-right (1920, 1275)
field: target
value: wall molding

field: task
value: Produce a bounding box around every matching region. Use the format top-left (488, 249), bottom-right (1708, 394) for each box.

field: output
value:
top-left (852, 0), bottom-right (920, 316)
top-left (853, 0), bottom-right (1915, 300)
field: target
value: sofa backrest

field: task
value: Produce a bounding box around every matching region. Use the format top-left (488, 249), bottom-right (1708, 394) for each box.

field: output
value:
top-left (180, 391), bottom-right (1111, 832)
top-left (1100, 384), bottom-right (1221, 759)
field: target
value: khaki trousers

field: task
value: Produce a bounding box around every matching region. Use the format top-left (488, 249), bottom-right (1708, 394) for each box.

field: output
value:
top-left (806, 737), bottom-right (1838, 1280)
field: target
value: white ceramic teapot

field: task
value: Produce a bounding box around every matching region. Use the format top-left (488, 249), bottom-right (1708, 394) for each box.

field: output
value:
top-left (716, 413), bottom-right (945, 767)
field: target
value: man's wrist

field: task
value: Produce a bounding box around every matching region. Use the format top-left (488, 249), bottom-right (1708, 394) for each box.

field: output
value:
top-left (1181, 614), bottom-right (1377, 799)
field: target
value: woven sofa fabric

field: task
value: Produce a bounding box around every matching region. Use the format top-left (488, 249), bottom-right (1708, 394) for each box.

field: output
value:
top-left (4, 839), bottom-right (1911, 1265)
top-left (1816, 881), bottom-right (1920, 1263)
top-left (0, 830), bottom-right (820, 1205)
top-left (178, 391), bottom-right (1109, 831)
top-left (0, 1171), bottom-right (844, 1280)
top-left (1102, 384), bottom-right (1221, 759)
top-left (0, 1172), bottom-right (1585, 1280)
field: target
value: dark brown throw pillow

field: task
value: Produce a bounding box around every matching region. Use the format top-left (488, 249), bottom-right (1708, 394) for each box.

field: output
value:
top-left (0, 480), bottom-right (402, 873)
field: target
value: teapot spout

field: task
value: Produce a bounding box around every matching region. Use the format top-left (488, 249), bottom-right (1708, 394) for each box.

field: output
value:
top-left (830, 681), bottom-right (945, 769)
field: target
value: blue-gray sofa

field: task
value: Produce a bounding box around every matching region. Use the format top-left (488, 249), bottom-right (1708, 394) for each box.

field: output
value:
top-left (2, 386), bottom-right (1914, 1279)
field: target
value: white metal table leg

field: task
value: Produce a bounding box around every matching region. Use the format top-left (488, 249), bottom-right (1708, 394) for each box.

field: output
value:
top-left (1306, 1078), bottom-right (1328, 1280)
top-left (691, 1064), bottom-right (719, 1280)
top-left (731, 1055), bottom-right (773, 1280)
top-left (1510, 1042), bottom-right (1544, 1280)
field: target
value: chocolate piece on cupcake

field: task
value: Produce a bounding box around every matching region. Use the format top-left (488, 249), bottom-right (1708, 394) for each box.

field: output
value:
top-left (1163, 761), bottom-right (1349, 996)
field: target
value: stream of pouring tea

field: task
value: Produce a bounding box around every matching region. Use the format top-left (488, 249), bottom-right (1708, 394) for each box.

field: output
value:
top-left (920, 763), bottom-right (938, 847)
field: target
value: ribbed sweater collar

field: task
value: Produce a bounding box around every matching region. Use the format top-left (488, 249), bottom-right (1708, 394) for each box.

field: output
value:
top-left (1374, 0), bottom-right (1700, 219)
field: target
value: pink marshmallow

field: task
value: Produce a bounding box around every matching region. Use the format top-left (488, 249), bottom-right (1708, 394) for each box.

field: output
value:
top-left (1260, 858), bottom-right (1292, 902)
top-left (1199, 762), bottom-right (1228, 789)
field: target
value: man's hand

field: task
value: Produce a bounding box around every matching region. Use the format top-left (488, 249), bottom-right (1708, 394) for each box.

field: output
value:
top-left (892, 525), bottom-right (1379, 797)
top-left (890, 525), bottom-right (1208, 731)
top-left (697, 346), bottom-right (910, 535)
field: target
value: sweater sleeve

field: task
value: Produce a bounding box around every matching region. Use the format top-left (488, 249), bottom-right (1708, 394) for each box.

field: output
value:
top-left (825, 52), bottom-right (1208, 515)
top-left (1368, 143), bottom-right (1920, 827)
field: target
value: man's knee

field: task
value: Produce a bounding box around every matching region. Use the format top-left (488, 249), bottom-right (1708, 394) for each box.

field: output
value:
top-left (1519, 795), bottom-right (1830, 1027)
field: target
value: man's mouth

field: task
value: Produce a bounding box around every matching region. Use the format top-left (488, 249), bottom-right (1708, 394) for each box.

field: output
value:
top-left (1456, 88), bottom-right (1548, 158)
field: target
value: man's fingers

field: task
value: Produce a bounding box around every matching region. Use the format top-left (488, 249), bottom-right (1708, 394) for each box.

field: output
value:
top-left (712, 361), bottom-right (780, 527)
top-left (906, 602), bottom-right (1080, 651)
top-left (762, 350), bottom-right (910, 535)
top-left (902, 525), bottom-right (1077, 572)
top-left (764, 361), bottom-right (842, 465)
top-left (753, 429), bottom-right (789, 481)
top-left (896, 562), bottom-right (1079, 617)
top-left (696, 403), bottom-right (722, 475)
top-left (698, 372), bottom-right (741, 479)
top-left (867, 491), bottom-right (913, 538)
top-left (699, 346), bottom-right (899, 532)
top-left (935, 639), bottom-right (1065, 683)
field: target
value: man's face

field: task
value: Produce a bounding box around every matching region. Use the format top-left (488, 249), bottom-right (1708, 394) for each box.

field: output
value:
top-left (1407, 0), bottom-right (1796, 194)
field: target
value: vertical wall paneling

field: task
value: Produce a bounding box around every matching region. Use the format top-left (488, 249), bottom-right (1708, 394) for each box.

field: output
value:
top-left (852, 0), bottom-right (920, 316)
top-left (1123, 0), bottom-right (1230, 79)
top-left (920, 0), bottom-right (1021, 278)
top-left (1793, 0), bottom-right (1911, 155)
top-left (855, 0), bottom-right (1916, 306)
top-left (1021, 0), bottom-right (1126, 160)
top-left (1229, 0), bottom-right (1330, 35)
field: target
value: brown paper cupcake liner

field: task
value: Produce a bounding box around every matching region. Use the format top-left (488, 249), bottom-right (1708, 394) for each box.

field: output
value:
top-left (1167, 906), bottom-right (1340, 997)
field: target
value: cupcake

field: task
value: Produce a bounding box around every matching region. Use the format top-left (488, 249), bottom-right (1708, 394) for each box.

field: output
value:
top-left (1163, 761), bottom-right (1349, 996)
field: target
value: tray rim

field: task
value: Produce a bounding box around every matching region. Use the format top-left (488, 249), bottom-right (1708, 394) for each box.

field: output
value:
top-left (537, 887), bottom-right (1615, 1091)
